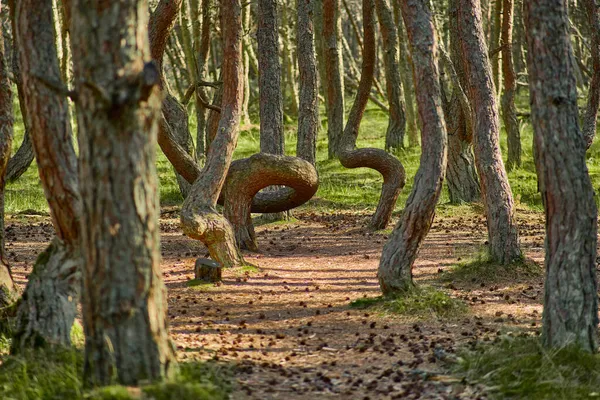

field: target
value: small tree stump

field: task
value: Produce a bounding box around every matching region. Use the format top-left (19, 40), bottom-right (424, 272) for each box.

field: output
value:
top-left (194, 258), bottom-right (222, 282)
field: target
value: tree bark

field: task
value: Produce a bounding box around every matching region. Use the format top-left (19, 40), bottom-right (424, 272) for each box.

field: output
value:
top-left (12, 0), bottom-right (81, 351)
top-left (180, 0), bottom-right (246, 268)
top-left (524, 0), bottom-right (598, 352)
top-left (223, 154), bottom-right (318, 250)
top-left (71, 0), bottom-right (176, 385)
top-left (6, 29), bottom-right (34, 184)
top-left (457, 0), bottom-right (521, 263)
top-left (0, 2), bottom-right (15, 307)
top-left (444, 0), bottom-right (480, 204)
top-left (375, 0), bottom-right (406, 151)
top-left (378, 0), bottom-right (447, 295)
top-left (502, 0), bottom-right (521, 170)
top-left (582, 0), bottom-right (600, 148)
top-left (338, 0), bottom-right (406, 230)
top-left (296, 0), bottom-right (319, 165)
top-left (323, 0), bottom-right (345, 159)
top-left (258, 0), bottom-right (284, 156)
top-left (395, 10), bottom-right (419, 148)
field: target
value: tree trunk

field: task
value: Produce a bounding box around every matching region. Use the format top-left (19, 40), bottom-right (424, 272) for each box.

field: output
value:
top-left (6, 30), bottom-right (34, 184)
top-left (195, 0), bottom-right (212, 158)
top-left (0, 3), bottom-right (15, 307)
top-left (489, 0), bottom-right (502, 94)
top-left (338, 0), bottom-right (405, 230)
top-left (12, 0), bottom-right (81, 351)
top-left (180, 0), bottom-right (246, 268)
top-left (393, 3), bottom-right (419, 147)
top-left (71, 0), bottom-right (176, 385)
top-left (502, 0), bottom-right (521, 170)
top-left (457, 0), bottom-right (521, 264)
top-left (296, 0), bottom-right (319, 165)
top-left (258, 0), bottom-right (284, 155)
top-left (524, 0), bottom-right (598, 352)
top-left (241, 1), bottom-right (252, 125)
top-left (582, 0), bottom-right (600, 148)
top-left (323, 0), bottom-right (345, 159)
top-left (375, 0), bottom-right (406, 151)
top-left (378, 0), bottom-right (447, 295)
top-left (444, 0), bottom-right (480, 204)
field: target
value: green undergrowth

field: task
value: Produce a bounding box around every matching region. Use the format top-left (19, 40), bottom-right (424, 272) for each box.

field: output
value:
top-left (0, 343), bottom-right (233, 400)
top-left (349, 285), bottom-right (467, 319)
top-left (442, 250), bottom-right (543, 285)
top-left (454, 337), bottom-right (600, 399)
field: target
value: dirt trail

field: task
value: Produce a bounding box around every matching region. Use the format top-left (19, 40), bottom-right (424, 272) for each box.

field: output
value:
top-left (6, 208), bottom-right (548, 399)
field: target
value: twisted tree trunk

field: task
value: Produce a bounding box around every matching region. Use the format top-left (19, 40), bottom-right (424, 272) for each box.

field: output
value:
top-left (582, 0), bottom-right (600, 148)
top-left (11, 0), bottom-right (81, 352)
top-left (457, 0), bottom-right (521, 263)
top-left (525, 0), bottom-right (598, 352)
top-left (72, 0), bottom-right (176, 385)
top-left (375, 0), bottom-right (406, 151)
top-left (378, 0), bottom-right (447, 295)
top-left (502, 0), bottom-right (521, 170)
top-left (180, 0), bottom-right (246, 268)
top-left (337, 0), bottom-right (405, 230)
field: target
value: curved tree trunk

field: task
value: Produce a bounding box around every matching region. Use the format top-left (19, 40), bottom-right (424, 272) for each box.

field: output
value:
top-left (0, 5), bottom-right (15, 308)
top-left (72, 0), bottom-right (176, 385)
top-left (6, 32), bottom-right (34, 184)
top-left (375, 0), bottom-right (406, 151)
top-left (223, 154), bottom-right (318, 250)
top-left (457, 0), bottom-right (521, 264)
top-left (323, 0), bottom-right (345, 159)
top-left (12, 0), bottom-right (81, 352)
top-left (378, 0), bottom-right (447, 295)
top-left (524, 0), bottom-right (598, 353)
top-left (337, 0), bottom-right (405, 231)
top-left (444, 0), bottom-right (480, 204)
top-left (582, 0), bottom-right (600, 148)
top-left (149, 0), bottom-right (194, 198)
top-left (180, 0), bottom-right (246, 268)
top-left (296, 0), bottom-right (319, 165)
top-left (501, 0), bottom-right (521, 170)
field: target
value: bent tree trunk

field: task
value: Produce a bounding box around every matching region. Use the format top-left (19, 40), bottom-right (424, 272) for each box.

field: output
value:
top-left (296, 0), bottom-right (319, 165)
top-left (501, 0), bottom-right (521, 170)
top-left (323, 0), bottom-right (345, 159)
top-left (12, 0), bottom-right (81, 351)
top-left (0, 7), bottom-right (15, 307)
top-left (72, 0), bottom-right (176, 385)
top-left (457, 0), bottom-right (521, 263)
top-left (378, 0), bottom-right (447, 295)
top-left (223, 154), bottom-right (318, 251)
top-left (180, 0), bottom-right (246, 268)
top-left (375, 0), bottom-right (406, 151)
top-left (582, 0), bottom-right (600, 148)
top-left (337, 0), bottom-right (405, 230)
top-left (6, 30), bottom-right (34, 184)
top-left (525, 0), bottom-right (598, 353)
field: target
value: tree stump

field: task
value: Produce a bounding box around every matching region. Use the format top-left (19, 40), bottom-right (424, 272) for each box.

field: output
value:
top-left (194, 258), bottom-right (222, 282)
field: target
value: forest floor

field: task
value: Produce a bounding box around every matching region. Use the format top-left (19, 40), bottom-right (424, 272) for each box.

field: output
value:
top-left (4, 204), bottom-right (552, 399)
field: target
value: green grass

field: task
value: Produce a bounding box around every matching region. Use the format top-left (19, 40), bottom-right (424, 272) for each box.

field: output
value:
top-left (455, 337), bottom-right (600, 400)
top-left (441, 249), bottom-right (543, 285)
top-left (349, 285), bottom-right (467, 319)
top-left (0, 344), bottom-right (233, 400)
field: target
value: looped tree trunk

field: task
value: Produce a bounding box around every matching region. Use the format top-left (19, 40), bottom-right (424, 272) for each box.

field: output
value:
top-left (6, 130), bottom-right (34, 183)
top-left (222, 153), bottom-right (319, 251)
top-left (334, 0), bottom-right (406, 231)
